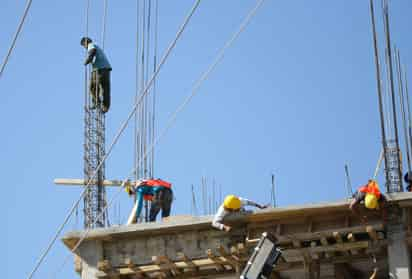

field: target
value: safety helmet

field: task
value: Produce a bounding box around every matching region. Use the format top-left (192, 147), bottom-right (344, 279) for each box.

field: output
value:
top-left (223, 195), bottom-right (241, 210)
top-left (365, 193), bottom-right (378, 209)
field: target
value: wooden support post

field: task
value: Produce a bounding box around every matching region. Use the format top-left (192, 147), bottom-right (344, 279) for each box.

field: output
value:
top-left (152, 256), bottom-right (180, 277)
top-left (176, 252), bottom-right (197, 272)
top-left (333, 232), bottom-right (349, 256)
top-left (218, 245), bottom-right (241, 273)
top-left (320, 237), bottom-right (333, 259)
top-left (347, 233), bottom-right (359, 255)
top-left (207, 249), bottom-right (226, 272)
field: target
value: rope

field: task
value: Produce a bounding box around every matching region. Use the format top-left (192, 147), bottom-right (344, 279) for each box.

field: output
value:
top-left (28, 1), bottom-right (201, 278)
top-left (373, 149), bottom-right (384, 180)
top-left (101, 0), bottom-right (108, 50)
top-left (0, 0), bottom-right (33, 79)
top-left (50, 0), bottom-right (265, 276)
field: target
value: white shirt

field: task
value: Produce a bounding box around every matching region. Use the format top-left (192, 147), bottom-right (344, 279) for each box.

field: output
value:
top-left (212, 197), bottom-right (260, 230)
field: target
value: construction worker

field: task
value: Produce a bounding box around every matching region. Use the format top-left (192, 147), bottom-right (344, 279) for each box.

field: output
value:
top-left (349, 179), bottom-right (387, 223)
top-left (126, 178), bottom-right (173, 222)
top-left (212, 195), bottom-right (267, 232)
top-left (404, 171), bottom-right (412, 191)
top-left (80, 37), bottom-right (112, 113)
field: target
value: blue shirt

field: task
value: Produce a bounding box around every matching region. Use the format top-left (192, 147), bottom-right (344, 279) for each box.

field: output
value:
top-left (135, 185), bottom-right (163, 219)
top-left (87, 43), bottom-right (112, 71)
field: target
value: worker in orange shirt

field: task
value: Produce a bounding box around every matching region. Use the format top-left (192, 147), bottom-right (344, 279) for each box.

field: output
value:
top-left (349, 179), bottom-right (387, 223)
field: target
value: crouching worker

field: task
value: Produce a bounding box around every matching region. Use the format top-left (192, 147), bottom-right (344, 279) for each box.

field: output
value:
top-left (349, 179), bottom-right (387, 224)
top-left (212, 195), bottom-right (267, 232)
top-left (126, 178), bottom-right (173, 223)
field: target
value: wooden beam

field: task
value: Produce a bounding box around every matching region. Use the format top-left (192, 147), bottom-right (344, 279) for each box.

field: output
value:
top-left (54, 178), bottom-right (134, 187)
top-left (207, 249), bottom-right (226, 272)
top-left (176, 252), bottom-right (197, 271)
top-left (152, 256), bottom-right (181, 276)
top-left (366, 225), bottom-right (378, 241)
top-left (347, 233), bottom-right (359, 255)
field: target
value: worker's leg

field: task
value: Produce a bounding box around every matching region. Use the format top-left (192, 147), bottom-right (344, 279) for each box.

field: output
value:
top-left (161, 189), bottom-right (173, 218)
top-left (149, 191), bottom-right (162, 222)
top-left (89, 71), bottom-right (99, 108)
top-left (100, 69), bottom-right (111, 113)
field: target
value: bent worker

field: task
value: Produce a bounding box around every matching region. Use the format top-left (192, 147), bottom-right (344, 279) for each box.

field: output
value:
top-left (126, 178), bottom-right (173, 223)
top-left (349, 179), bottom-right (387, 223)
top-left (212, 195), bottom-right (266, 232)
top-left (80, 37), bottom-right (112, 113)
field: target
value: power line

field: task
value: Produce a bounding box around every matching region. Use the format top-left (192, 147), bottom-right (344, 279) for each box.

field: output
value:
top-left (51, 0), bottom-right (266, 276)
top-left (0, 0), bottom-right (33, 79)
top-left (27, 1), bottom-right (202, 278)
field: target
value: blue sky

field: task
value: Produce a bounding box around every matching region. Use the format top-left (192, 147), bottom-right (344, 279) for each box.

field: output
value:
top-left (1, 0), bottom-right (411, 278)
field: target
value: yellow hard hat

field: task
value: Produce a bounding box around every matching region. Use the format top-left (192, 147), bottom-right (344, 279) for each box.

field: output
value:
top-left (223, 195), bottom-right (241, 210)
top-left (125, 185), bottom-right (133, 195)
top-left (365, 193), bottom-right (378, 209)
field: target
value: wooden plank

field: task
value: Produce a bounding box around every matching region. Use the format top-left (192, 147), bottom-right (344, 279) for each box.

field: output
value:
top-left (218, 245), bottom-right (241, 272)
top-left (54, 178), bottom-right (134, 187)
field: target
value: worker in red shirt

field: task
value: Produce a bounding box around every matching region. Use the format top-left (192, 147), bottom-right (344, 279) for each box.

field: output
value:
top-left (349, 179), bottom-right (387, 223)
top-left (126, 178), bottom-right (173, 222)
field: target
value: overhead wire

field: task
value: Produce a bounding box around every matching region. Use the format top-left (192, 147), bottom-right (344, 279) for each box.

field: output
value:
top-left (0, 0), bottom-right (33, 79)
top-left (27, 1), bottom-right (202, 278)
top-left (50, 0), bottom-right (266, 276)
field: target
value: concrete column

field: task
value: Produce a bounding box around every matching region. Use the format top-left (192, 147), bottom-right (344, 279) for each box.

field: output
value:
top-left (76, 240), bottom-right (103, 279)
top-left (387, 208), bottom-right (411, 279)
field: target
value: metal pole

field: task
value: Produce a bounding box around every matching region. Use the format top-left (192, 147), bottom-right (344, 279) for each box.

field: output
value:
top-left (344, 164), bottom-right (353, 197)
top-left (383, 1), bottom-right (403, 192)
top-left (370, 0), bottom-right (390, 191)
top-left (395, 49), bottom-right (411, 174)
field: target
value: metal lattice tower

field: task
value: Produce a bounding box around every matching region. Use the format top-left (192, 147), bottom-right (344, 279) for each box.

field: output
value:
top-left (384, 140), bottom-right (403, 193)
top-left (83, 99), bottom-right (107, 228)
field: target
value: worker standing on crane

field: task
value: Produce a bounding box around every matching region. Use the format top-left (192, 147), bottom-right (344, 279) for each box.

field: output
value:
top-left (212, 195), bottom-right (267, 232)
top-left (126, 178), bottom-right (173, 223)
top-left (81, 37), bottom-right (112, 113)
top-left (349, 179), bottom-right (387, 223)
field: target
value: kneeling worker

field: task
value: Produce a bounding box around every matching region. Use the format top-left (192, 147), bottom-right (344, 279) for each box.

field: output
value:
top-left (212, 195), bottom-right (267, 232)
top-left (126, 178), bottom-right (173, 223)
top-left (349, 179), bottom-right (387, 223)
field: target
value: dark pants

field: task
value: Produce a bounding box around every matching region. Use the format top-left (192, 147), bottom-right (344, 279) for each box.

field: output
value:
top-left (149, 188), bottom-right (173, 222)
top-left (90, 69), bottom-right (111, 112)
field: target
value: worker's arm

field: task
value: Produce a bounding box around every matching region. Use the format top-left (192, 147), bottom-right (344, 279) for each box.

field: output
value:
top-left (212, 205), bottom-right (231, 232)
top-left (239, 198), bottom-right (266, 209)
top-left (349, 191), bottom-right (367, 223)
top-left (84, 47), bottom-right (97, 65)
